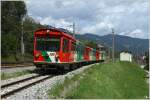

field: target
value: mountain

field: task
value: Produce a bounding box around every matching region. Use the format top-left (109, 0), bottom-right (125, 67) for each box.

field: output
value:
top-left (75, 33), bottom-right (149, 55)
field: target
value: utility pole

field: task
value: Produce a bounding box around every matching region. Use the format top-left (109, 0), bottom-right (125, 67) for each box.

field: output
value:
top-left (112, 28), bottom-right (115, 62)
top-left (108, 47), bottom-right (111, 60)
top-left (136, 44), bottom-right (140, 64)
top-left (21, 17), bottom-right (25, 61)
top-left (73, 22), bottom-right (75, 38)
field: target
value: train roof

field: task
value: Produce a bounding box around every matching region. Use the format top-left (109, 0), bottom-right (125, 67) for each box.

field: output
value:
top-left (34, 28), bottom-right (76, 41)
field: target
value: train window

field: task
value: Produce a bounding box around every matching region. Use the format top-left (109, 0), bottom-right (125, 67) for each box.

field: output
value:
top-left (63, 38), bottom-right (69, 52)
top-left (36, 37), bottom-right (60, 51)
top-left (36, 38), bottom-right (45, 51)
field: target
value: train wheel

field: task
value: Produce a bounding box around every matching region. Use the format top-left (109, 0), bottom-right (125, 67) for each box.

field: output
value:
top-left (69, 64), bottom-right (73, 70)
top-left (63, 64), bottom-right (70, 73)
top-left (57, 67), bottom-right (64, 75)
top-left (73, 64), bottom-right (77, 70)
top-left (77, 62), bottom-right (82, 68)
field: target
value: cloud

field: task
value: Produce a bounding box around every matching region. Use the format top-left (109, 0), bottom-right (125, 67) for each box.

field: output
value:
top-left (127, 29), bottom-right (146, 38)
top-left (118, 29), bottom-right (148, 39)
top-left (40, 17), bottom-right (71, 26)
top-left (25, 0), bottom-right (149, 39)
top-left (81, 21), bottom-right (114, 35)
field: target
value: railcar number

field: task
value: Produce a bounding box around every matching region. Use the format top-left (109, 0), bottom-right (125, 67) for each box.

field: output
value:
top-left (49, 53), bottom-right (55, 56)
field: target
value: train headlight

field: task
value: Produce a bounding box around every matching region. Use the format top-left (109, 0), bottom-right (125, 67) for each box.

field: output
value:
top-left (35, 53), bottom-right (40, 58)
top-left (46, 30), bottom-right (50, 34)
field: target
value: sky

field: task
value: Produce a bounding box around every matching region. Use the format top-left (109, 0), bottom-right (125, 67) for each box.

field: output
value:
top-left (25, 0), bottom-right (149, 39)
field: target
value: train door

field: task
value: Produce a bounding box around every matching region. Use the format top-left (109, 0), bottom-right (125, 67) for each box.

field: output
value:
top-left (61, 37), bottom-right (70, 62)
top-left (96, 50), bottom-right (100, 60)
top-left (92, 50), bottom-right (96, 61)
top-left (89, 48), bottom-right (93, 60)
top-left (76, 44), bottom-right (84, 62)
top-left (84, 47), bottom-right (90, 61)
top-left (70, 41), bottom-right (76, 62)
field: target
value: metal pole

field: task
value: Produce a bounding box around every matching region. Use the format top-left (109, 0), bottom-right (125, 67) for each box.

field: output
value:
top-left (73, 22), bottom-right (75, 38)
top-left (136, 44), bottom-right (140, 64)
top-left (112, 28), bottom-right (115, 62)
top-left (21, 18), bottom-right (25, 58)
top-left (108, 48), bottom-right (111, 59)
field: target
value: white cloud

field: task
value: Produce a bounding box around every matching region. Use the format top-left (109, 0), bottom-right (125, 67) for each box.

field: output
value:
top-left (81, 21), bottom-right (114, 35)
top-left (36, 16), bottom-right (73, 31)
top-left (41, 17), bottom-right (71, 26)
top-left (118, 29), bottom-right (148, 39)
top-left (128, 29), bottom-right (146, 38)
top-left (25, 0), bottom-right (149, 39)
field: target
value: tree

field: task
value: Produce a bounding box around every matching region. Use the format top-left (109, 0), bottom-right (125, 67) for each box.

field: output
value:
top-left (81, 40), bottom-right (98, 49)
top-left (23, 16), bottom-right (46, 54)
top-left (1, 1), bottom-right (27, 57)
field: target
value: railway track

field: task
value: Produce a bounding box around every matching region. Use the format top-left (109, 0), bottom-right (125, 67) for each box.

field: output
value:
top-left (1, 74), bottom-right (53, 98)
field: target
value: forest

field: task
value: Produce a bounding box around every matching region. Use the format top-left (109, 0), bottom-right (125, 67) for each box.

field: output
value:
top-left (1, 1), bottom-right (47, 63)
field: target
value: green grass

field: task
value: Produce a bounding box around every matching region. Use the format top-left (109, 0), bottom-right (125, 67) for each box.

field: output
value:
top-left (48, 74), bottom-right (81, 99)
top-left (1, 55), bottom-right (17, 62)
top-left (1, 70), bottom-right (33, 80)
top-left (47, 61), bottom-right (149, 99)
top-left (1, 54), bottom-right (33, 63)
top-left (65, 61), bottom-right (149, 99)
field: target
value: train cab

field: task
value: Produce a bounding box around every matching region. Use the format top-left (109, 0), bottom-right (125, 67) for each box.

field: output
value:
top-left (34, 28), bottom-right (76, 68)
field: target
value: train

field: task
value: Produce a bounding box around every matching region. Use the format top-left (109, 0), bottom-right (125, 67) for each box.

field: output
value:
top-left (34, 27), bottom-right (105, 71)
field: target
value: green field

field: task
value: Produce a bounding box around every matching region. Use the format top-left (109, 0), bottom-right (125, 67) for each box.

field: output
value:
top-left (49, 61), bottom-right (149, 99)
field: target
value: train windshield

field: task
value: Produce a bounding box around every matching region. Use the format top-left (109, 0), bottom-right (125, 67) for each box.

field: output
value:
top-left (36, 37), bottom-right (60, 51)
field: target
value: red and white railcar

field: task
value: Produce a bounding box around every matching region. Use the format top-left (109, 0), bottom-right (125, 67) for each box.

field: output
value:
top-left (34, 28), bottom-right (101, 70)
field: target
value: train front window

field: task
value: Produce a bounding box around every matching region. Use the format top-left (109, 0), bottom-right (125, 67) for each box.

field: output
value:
top-left (36, 37), bottom-right (60, 51)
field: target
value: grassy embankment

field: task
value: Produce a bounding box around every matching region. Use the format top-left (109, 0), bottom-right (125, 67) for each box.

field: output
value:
top-left (1, 70), bottom-right (33, 80)
top-left (1, 54), bottom-right (33, 63)
top-left (48, 61), bottom-right (149, 99)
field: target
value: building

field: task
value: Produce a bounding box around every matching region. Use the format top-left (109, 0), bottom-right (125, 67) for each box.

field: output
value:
top-left (120, 52), bottom-right (132, 62)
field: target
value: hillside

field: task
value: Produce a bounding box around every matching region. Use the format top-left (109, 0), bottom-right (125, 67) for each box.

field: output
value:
top-left (75, 33), bottom-right (149, 55)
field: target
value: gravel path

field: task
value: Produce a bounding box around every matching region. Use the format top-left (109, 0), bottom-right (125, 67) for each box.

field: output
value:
top-left (1, 66), bottom-right (36, 74)
top-left (5, 63), bottom-right (99, 99)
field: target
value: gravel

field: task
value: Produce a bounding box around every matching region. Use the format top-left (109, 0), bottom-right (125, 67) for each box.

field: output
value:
top-left (1, 73), bottom-right (38, 86)
top-left (1, 75), bottom-right (50, 96)
top-left (5, 63), bottom-right (99, 99)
